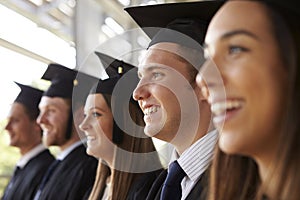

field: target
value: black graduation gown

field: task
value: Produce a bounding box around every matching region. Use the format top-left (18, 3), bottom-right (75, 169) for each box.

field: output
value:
top-left (126, 169), bottom-right (164, 200)
top-left (1, 149), bottom-right (55, 200)
top-left (145, 169), bottom-right (209, 200)
top-left (37, 144), bottom-right (97, 200)
top-left (82, 169), bottom-right (163, 200)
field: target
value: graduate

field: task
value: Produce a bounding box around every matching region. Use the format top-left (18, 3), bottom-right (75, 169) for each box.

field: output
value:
top-left (125, 1), bottom-right (223, 199)
top-left (197, 0), bottom-right (300, 199)
top-left (34, 64), bottom-right (98, 200)
top-left (2, 82), bottom-right (54, 200)
top-left (80, 52), bottom-right (163, 200)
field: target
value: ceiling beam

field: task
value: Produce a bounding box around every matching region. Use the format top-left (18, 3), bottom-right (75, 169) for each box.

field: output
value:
top-left (0, 38), bottom-right (53, 64)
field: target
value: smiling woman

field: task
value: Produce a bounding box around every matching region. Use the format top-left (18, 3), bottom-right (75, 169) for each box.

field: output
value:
top-left (197, 0), bottom-right (300, 199)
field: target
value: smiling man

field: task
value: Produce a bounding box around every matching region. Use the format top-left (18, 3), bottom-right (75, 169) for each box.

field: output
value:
top-left (126, 1), bottom-right (223, 200)
top-left (34, 64), bottom-right (98, 200)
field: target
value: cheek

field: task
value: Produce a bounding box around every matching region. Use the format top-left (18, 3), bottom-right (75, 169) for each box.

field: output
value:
top-left (102, 120), bottom-right (113, 142)
top-left (93, 119), bottom-right (112, 141)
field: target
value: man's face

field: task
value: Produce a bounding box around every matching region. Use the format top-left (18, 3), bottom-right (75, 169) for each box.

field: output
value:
top-left (5, 103), bottom-right (40, 148)
top-left (133, 43), bottom-right (200, 144)
top-left (37, 96), bottom-right (70, 147)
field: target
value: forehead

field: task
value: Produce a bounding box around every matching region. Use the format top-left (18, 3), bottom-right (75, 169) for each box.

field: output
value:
top-left (39, 96), bottom-right (69, 109)
top-left (139, 43), bottom-right (191, 74)
top-left (85, 94), bottom-right (110, 111)
top-left (206, 1), bottom-right (272, 44)
top-left (85, 93), bottom-right (107, 108)
top-left (8, 103), bottom-right (27, 117)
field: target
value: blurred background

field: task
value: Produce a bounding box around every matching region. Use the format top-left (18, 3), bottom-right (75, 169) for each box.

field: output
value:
top-left (0, 0), bottom-right (195, 195)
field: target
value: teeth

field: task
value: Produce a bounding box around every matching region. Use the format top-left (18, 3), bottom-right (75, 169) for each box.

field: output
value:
top-left (86, 136), bottom-right (96, 141)
top-left (211, 100), bottom-right (242, 116)
top-left (144, 106), bottom-right (158, 115)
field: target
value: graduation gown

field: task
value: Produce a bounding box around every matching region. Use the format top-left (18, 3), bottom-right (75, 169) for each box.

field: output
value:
top-left (37, 144), bottom-right (97, 200)
top-left (82, 169), bottom-right (163, 200)
top-left (126, 169), bottom-right (164, 200)
top-left (145, 169), bottom-right (209, 200)
top-left (1, 149), bottom-right (55, 200)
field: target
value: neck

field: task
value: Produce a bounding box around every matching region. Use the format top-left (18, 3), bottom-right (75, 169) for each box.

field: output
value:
top-left (175, 108), bottom-right (212, 155)
top-left (20, 141), bottom-right (40, 155)
top-left (255, 149), bottom-right (278, 197)
top-left (59, 136), bottom-right (79, 151)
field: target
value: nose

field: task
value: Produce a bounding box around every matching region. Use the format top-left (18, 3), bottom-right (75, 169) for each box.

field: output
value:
top-left (79, 115), bottom-right (90, 132)
top-left (5, 119), bottom-right (11, 131)
top-left (196, 58), bottom-right (226, 103)
top-left (36, 111), bottom-right (46, 125)
top-left (133, 80), bottom-right (150, 101)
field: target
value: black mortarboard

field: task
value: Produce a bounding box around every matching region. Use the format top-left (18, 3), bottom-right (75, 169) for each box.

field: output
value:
top-left (42, 63), bottom-right (98, 103)
top-left (94, 52), bottom-right (135, 78)
top-left (125, 1), bottom-right (224, 49)
top-left (264, 0), bottom-right (300, 17)
top-left (14, 82), bottom-right (43, 118)
top-left (92, 52), bottom-right (139, 144)
top-left (92, 51), bottom-right (138, 95)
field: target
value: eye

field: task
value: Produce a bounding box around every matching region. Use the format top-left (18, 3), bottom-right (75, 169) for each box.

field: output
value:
top-left (92, 112), bottom-right (102, 117)
top-left (152, 72), bottom-right (164, 80)
top-left (228, 45), bottom-right (249, 55)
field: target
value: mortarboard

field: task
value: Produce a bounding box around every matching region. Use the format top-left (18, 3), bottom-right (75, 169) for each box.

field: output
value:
top-left (92, 51), bottom-right (138, 95)
top-left (42, 63), bottom-right (98, 104)
top-left (91, 52), bottom-right (139, 144)
top-left (14, 82), bottom-right (43, 118)
top-left (125, 1), bottom-right (224, 49)
top-left (94, 51), bottom-right (135, 78)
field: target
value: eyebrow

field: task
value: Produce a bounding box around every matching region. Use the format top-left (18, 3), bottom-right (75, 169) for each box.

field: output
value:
top-left (202, 30), bottom-right (260, 49)
top-left (203, 29), bottom-right (260, 50)
top-left (220, 29), bottom-right (260, 41)
top-left (138, 64), bottom-right (169, 77)
top-left (87, 106), bottom-right (107, 113)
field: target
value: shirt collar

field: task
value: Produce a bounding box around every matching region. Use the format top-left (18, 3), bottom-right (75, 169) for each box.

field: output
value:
top-left (17, 143), bottom-right (46, 168)
top-left (177, 130), bottom-right (218, 182)
top-left (56, 141), bottom-right (82, 160)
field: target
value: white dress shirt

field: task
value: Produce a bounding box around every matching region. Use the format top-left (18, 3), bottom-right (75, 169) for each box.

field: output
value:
top-left (168, 130), bottom-right (218, 200)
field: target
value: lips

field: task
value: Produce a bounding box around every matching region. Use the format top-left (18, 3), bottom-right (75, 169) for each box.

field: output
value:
top-left (41, 125), bottom-right (52, 135)
top-left (142, 105), bottom-right (161, 124)
top-left (86, 135), bottom-right (96, 141)
top-left (210, 99), bottom-right (244, 126)
top-left (211, 100), bottom-right (243, 115)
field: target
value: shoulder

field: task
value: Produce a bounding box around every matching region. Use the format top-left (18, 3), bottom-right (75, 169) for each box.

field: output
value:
top-left (127, 169), bottom-right (165, 200)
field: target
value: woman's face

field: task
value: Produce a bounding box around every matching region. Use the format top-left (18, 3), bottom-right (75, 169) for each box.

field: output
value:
top-left (80, 94), bottom-right (114, 161)
top-left (197, 1), bottom-right (288, 158)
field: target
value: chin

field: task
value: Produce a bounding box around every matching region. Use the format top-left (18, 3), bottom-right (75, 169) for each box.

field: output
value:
top-left (144, 125), bottom-right (162, 138)
top-left (86, 148), bottom-right (97, 158)
top-left (218, 133), bottom-right (242, 155)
